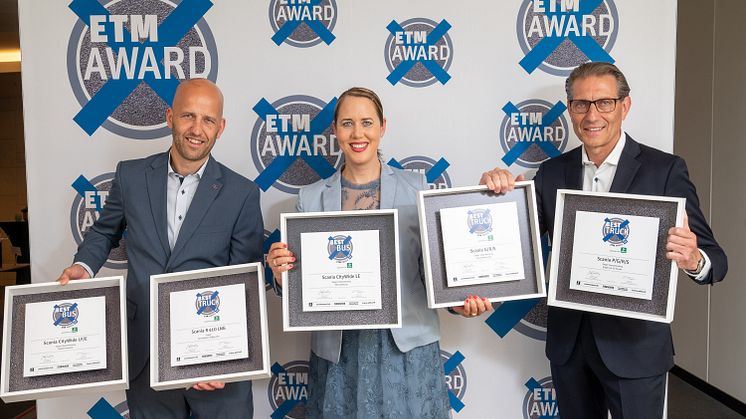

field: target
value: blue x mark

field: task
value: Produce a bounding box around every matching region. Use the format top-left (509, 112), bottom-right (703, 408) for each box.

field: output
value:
top-left (87, 398), bottom-right (122, 419)
top-left (69, 0), bottom-right (212, 135)
top-left (386, 19), bottom-right (452, 85)
top-left (443, 351), bottom-right (466, 412)
top-left (602, 218), bottom-right (629, 242)
top-left (519, 0), bottom-right (613, 74)
top-left (271, 0), bottom-right (335, 46)
top-left (501, 101), bottom-right (565, 166)
top-left (253, 98), bottom-right (338, 191)
top-left (72, 175), bottom-right (102, 212)
top-left (387, 157), bottom-right (450, 184)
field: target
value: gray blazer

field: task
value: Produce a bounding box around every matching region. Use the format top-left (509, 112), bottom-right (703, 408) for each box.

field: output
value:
top-left (74, 152), bottom-right (264, 379)
top-left (294, 164), bottom-right (441, 363)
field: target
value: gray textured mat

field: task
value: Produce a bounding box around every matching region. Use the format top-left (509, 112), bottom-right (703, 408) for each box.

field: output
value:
top-left (422, 188), bottom-right (542, 305)
top-left (554, 194), bottom-right (677, 316)
top-left (285, 213), bottom-right (399, 328)
top-left (156, 272), bottom-right (263, 382)
top-left (8, 286), bottom-right (123, 392)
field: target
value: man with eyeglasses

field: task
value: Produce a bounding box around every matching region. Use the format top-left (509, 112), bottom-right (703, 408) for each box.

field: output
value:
top-left (481, 62), bottom-right (727, 418)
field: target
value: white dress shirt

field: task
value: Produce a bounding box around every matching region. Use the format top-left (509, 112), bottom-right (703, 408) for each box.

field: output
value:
top-left (581, 131), bottom-right (711, 281)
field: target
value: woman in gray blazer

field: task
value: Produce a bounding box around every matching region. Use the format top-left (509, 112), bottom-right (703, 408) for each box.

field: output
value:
top-left (268, 87), bottom-right (491, 418)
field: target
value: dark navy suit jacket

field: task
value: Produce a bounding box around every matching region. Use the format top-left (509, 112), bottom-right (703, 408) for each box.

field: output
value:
top-left (74, 152), bottom-right (264, 380)
top-left (535, 135), bottom-right (727, 378)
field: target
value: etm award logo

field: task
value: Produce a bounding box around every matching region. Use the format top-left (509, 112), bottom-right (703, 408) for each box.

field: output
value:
top-left (251, 95), bottom-right (341, 193)
top-left (516, 0), bottom-right (619, 76)
top-left (499, 99), bottom-right (569, 168)
top-left (387, 155), bottom-right (453, 190)
top-left (268, 361), bottom-right (309, 419)
top-left (269, 0), bottom-right (337, 47)
top-left (384, 18), bottom-right (453, 87)
top-left (523, 376), bottom-right (560, 418)
top-left (52, 302), bottom-right (80, 329)
top-left (70, 173), bottom-right (128, 270)
top-left (67, 0), bottom-right (219, 138)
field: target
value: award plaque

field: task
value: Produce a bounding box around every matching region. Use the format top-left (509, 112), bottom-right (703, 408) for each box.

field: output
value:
top-left (149, 263), bottom-right (270, 391)
top-left (547, 190), bottom-right (685, 323)
top-left (1, 276), bottom-right (127, 403)
top-left (418, 183), bottom-right (546, 308)
top-left (281, 210), bottom-right (401, 331)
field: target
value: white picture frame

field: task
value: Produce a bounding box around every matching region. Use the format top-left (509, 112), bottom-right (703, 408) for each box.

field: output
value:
top-left (1, 276), bottom-right (128, 403)
top-left (149, 263), bottom-right (270, 391)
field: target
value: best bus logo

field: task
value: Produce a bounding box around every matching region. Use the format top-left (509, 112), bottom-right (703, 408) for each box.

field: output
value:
top-left (269, 0), bottom-right (337, 47)
top-left (384, 18), bottom-right (453, 87)
top-left (70, 173), bottom-right (127, 270)
top-left (500, 99), bottom-right (569, 168)
top-left (52, 302), bottom-right (80, 329)
top-left (251, 95), bottom-right (342, 194)
top-left (327, 235), bottom-right (353, 263)
top-left (516, 0), bottom-right (619, 76)
top-left (67, 0), bottom-right (218, 138)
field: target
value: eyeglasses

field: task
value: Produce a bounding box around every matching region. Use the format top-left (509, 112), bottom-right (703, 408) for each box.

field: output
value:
top-left (568, 98), bottom-right (623, 114)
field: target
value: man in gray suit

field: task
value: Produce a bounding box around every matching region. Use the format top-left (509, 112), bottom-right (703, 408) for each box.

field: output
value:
top-left (58, 79), bottom-right (263, 418)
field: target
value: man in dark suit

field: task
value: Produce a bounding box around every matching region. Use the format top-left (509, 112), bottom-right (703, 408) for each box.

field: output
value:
top-left (57, 79), bottom-right (263, 418)
top-left (481, 62), bottom-right (727, 418)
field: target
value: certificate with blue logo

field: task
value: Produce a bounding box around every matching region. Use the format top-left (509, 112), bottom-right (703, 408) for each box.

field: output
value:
top-left (439, 202), bottom-right (525, 287)
top-left (300, 230), bottom-right (382, 312)
top-left (570, 211), bottom-right (659, 300)
top-left (22, 296), bottom-right (107, 377)
top-left (169, 283), bottom-right (249, 367)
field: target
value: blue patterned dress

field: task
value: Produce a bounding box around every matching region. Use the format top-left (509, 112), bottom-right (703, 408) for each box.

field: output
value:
top-left (305, 176), bottom-right (450, 419)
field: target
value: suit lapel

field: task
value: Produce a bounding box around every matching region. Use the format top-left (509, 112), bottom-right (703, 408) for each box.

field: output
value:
top-left (145, 153), bottom-right (170, 259)
top-left (168, 158), bottom-right (223, 265)
top-left (380, 163), bottom-right (397, 209)
top-left (564, 147), bottom-right (584, 190)
top-left (322, 171), bottom-right (342, 211)
top-left (610, 135), bottom-right (642, 193)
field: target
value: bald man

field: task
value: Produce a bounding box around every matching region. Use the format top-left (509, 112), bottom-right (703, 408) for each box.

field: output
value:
top-left (58, 79), bottom-right (263, 418)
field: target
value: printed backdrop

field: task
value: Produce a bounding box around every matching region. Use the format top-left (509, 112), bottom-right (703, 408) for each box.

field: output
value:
top-left (19, 1), bottom-right (676, 417)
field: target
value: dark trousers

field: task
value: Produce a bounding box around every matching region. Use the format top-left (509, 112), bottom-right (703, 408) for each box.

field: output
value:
top-left (550, 315), bottom-right (666, 419)
top-left (126, 363), bottom-right (254, 419)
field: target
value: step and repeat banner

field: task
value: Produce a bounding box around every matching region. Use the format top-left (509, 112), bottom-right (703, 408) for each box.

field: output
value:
top-left (19, 1), bottom-right (676, 418)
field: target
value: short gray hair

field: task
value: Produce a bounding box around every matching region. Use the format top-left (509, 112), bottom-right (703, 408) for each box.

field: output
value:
top-left (565, 62), bottom-right (631, 100)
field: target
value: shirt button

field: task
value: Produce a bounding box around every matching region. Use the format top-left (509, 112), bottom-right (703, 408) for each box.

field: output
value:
top-left (594, 177), bottom-right (599, 182)
top-left (181, 190), bottom-right (185, 195)
top-left (178, 215), bottom-right (182, 221)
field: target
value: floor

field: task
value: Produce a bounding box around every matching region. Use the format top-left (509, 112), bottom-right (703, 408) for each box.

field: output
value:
top-left (668, 373), bottom-right (745, 419)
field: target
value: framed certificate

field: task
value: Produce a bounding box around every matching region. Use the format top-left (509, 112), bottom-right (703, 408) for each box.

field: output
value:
top-left (418, 183), bottom-right (546, 308)
top-left (547, 190), bottom-right (685, 323)
top-left (149, 263), bottom-right (270, 391)
top-left (1, 276), bottom-right (127, 403)
top-left (281, 210), bottom-right (401, 331)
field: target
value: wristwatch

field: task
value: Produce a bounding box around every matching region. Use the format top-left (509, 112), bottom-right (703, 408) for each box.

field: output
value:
top-left (685, 251), bottom-right (705, 275)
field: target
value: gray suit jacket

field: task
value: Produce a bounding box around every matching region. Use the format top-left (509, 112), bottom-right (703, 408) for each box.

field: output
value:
top-left (74, 152), bottom-right (264, 379)
top-left (293, 164), bottom-right (440, 363)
